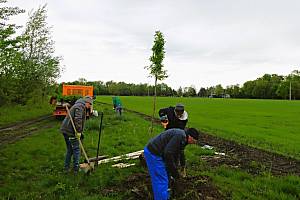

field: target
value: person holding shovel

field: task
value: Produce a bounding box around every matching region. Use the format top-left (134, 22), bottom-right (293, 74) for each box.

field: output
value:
top-left (144, 127), bottom-right (199, 200)
top-left (60, 96), bottom-right (93, 174)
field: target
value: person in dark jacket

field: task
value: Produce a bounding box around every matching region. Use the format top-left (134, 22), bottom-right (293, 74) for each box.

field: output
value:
top-left (144, 128), bottom-right (199, 200)
top-left (158, 103), bottom-right (188, 130)
top-left (60, 96), bottom-right (93, 173)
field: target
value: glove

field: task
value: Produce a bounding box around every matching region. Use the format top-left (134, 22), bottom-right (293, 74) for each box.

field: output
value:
top-left (180, 166), bottom-right (187, 178)
top-left (160, 115), bottom-right (168, 122)
top-left (76, 132), bottom-right (81, 140)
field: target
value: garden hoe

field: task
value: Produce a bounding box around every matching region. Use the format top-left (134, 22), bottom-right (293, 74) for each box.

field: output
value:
top-left (65, 106), bottom-right (95, 174)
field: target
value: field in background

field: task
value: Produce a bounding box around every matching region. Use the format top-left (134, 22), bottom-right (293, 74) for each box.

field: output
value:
top-left (98, 96), bottom-right (300, 159)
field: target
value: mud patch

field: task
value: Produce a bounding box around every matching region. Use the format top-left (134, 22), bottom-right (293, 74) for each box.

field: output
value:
top-left (101, 172), bottom-right (226, 200)
top-left (199, 134), bottom-right (300, 176)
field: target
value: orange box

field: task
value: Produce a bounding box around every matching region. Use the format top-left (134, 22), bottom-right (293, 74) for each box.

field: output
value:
top-left (62, 85), bottom-right (93, 97)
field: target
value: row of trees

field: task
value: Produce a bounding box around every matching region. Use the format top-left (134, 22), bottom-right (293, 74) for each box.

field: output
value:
top-left (197, 70), bottom-right (300, 100)
top-left (61, 79), bottom-right (176, 97)
top-left (60, 69), bottom-right (300, 100)
top-left (0, 1), bottom-right (61, 105)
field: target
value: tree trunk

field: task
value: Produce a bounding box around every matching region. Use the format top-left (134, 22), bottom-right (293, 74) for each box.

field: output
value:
top-left (151, 77), bottom-right (157, 134)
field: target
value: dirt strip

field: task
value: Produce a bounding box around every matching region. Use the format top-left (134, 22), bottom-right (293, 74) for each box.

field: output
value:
top-left (96, 101), bottom-right (300, 176)
top-left (199, 133), bottom-right (300, 176)
top-left (101, 172), bottom-right (225, 200)
top-left (0, 115), bottom-right (52, 132)
top-left (0, 115), bottom-right (57, 146)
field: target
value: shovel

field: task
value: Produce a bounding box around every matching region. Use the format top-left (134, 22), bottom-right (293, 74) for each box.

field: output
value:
top-left (65, 106), bottom-right (94, 173)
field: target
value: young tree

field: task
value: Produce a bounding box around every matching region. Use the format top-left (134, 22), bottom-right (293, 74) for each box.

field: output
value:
top-left (145, 31), bottom-right (168, 133)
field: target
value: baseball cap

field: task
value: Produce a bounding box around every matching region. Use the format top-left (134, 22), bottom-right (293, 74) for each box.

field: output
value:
top-left (186, 128), bottom-right (199, 140)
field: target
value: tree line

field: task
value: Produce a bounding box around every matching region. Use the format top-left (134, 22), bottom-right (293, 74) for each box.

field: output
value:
top-left (0, 1), bottom-right (61, 105)
top-left (60, 69), bottom-right (300, 100)
top-left (198, 70), bottom-right (300, 100)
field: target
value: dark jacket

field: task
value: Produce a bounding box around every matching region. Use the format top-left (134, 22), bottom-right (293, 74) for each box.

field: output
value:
top-left (158, 106), bottom-right (188, 130)
top-left (147, 129), bottom-right (187, 179)
top-left (60, 99), bottom-right (86, 137)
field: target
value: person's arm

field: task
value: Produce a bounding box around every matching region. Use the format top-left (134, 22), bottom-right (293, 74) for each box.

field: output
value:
top-left (74, 107), bottom-right (84, 133)
top-left (163, 135), bottom-right (184, 179)
top-left (179, 149), bottom-right (185, 167)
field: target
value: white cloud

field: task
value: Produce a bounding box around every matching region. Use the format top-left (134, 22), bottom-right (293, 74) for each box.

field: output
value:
top-left (6, 0), bottom-right (300, 90)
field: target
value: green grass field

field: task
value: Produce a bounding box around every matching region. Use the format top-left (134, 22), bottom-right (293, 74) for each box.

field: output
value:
top-left (0, 103), bottom-right (161, 199)
top-left (97, 96), bottom-right (300, 159)
top-left (1, 102), bottom-right (299, 199)
top-left (0, 102), bottom-right (53, 127)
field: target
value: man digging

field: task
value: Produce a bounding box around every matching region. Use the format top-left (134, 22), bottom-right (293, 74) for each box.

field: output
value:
top-left (143, 128), bottom-right (199, 200)
top-left (60, 96), bottom-right (93, 174)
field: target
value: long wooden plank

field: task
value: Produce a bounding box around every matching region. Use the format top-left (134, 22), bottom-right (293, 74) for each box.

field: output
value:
top-left (97, 150), bottom-right (144, 165)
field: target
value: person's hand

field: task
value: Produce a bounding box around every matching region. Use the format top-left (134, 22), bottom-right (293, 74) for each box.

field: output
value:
top-left (160, 115), bottom-right (168, 122)
top-left (161, 121), bottom-right (168, 129)
top-left (76, 132), bottom-right (81, 139)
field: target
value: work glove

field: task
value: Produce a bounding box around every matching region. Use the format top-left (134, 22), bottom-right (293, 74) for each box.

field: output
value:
top-left (76, 132), bottom-right (82, 140)
top-left (179, 166), bottom-right (187, 178)
top-left (160, 115), bottom-right (168, 122)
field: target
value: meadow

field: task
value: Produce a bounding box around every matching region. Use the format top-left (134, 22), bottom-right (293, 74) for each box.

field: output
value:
top-left (0, 101), bottom-right (53, 127)
top-left (98, 96), bottom-right (300, 160)
top-left (0, 99), bottom-right (299, 199)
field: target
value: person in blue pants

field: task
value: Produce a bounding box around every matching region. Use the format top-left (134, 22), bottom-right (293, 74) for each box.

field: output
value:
top-left (144, 128), bottom-right (199, 199)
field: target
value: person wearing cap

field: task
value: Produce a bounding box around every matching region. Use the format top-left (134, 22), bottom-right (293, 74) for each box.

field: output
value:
top-left (144, 128), bottom-right (199, 200)
top-left (158, 103), bottom-right (188, 130)
top-left (60, 97), bottom-right (92, 174)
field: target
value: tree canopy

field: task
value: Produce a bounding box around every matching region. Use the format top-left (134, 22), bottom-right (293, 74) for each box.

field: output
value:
top-left (0, 2), bottom-right (61, 105)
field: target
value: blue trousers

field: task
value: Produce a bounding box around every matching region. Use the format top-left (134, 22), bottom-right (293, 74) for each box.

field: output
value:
top-left (144, 147), bottom-right (169, 200)
top-left (63, 134), bottom-right (80, 171)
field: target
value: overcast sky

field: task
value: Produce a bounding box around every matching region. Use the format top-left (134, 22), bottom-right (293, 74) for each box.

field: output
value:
top-left (7, 0), bottom-right (300, 90)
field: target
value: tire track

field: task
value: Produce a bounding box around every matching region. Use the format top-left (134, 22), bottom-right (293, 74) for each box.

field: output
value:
top-left (0, 115), bottom-right (57, 147)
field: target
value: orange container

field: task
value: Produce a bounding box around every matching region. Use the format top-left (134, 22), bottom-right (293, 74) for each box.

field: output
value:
top-left (53, 85), bottom-right (94, 118)
top-left (62, 85), bottom-right (93, 97)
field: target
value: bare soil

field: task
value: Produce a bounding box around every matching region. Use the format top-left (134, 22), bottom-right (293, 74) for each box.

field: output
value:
top-left (0, 115), bottom-right (56, 146)
top-left (101, 172), bottom-right (226, 200)
top-left (199, 133), bottom-right (300, 176)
